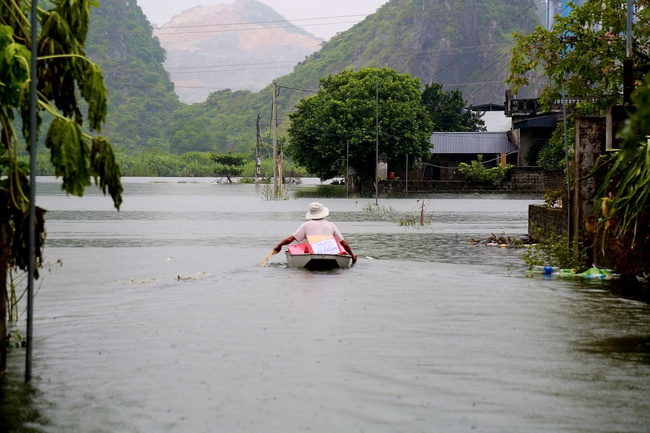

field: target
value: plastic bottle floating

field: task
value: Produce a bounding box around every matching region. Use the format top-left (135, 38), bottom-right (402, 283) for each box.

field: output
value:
top-left (525, 266), bottom-right (616, 279)
top-left (579, 267), bottom-right (615, 279)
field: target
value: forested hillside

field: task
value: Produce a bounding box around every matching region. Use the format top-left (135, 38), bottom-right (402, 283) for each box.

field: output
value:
top-left (289, 0), bottom-right (540, 105)
top-left (86, 0), bottom-right (181, 151)
top-left (84, 0), bottom-right (540, 155)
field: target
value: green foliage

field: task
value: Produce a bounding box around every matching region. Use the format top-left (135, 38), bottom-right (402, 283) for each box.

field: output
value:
top-left (114, 150), bottom-right (210, 177)
top-left (30, 150), bottom-right (303, 178)
top-left (0, 0), bottom-right (123, 269)
top-left (523, 229), bottom-right (588, 271)
top-left (506, 0), bottom-right (650, 112)
top-left (457, 155), bottom-right (513, 187)
top-left (593, 76), bottom-right (650, 256)
top-left (1, 0), bottom-right (123, 369)
top-left (287, 67), bottom-right (433, 188)
top-left (289, 0), bottom-right (539, 106)
top-left (57, 0), bottom-right (541, 162)
top-left (573, 7), bottom-right (650, 275)
top-left (542, 188), bottom-right (563, 208)
top-left (261, 183), bottom-right (288, 200)
top-left (82, 0), bottom-right (539, 159)
top-left (536, 140), bottom-right (566, 170)
top-left (422, 83), bottom-right (486, 132)
top-left (84, 0), bottom-right (181, 151)
top-left (164, 89), bottom-right (265, 156)
top-left (293, 185), bottom-right (347, 199)
top-left (536, 124), bottom-right (574, 170)
top-left (212, 151), bottom-right (247, 183)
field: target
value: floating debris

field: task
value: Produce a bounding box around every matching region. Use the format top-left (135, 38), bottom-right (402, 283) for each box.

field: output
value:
top-left (176, 272), bottom-right (211, 281)
top-left (126, 277), bottom-right (159, 285)
top-left (469, 232), bottom-right (531, 248)
top-left (524, 266), bottom-right (617, 279)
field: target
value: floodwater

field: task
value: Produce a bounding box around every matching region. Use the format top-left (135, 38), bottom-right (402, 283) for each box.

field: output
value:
top-left (2, 177), bottom-right (650, 433)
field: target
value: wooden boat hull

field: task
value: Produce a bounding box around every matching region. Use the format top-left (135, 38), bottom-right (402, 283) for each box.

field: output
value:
top-left (285, 252), bottom-right (353, 270)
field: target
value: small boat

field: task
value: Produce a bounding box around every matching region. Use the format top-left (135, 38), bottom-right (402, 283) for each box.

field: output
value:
top-left (285, 237), bottom-right (353, 270)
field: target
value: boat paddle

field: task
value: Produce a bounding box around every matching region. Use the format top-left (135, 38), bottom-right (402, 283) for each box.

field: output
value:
top-left (259, 250), bottom-right (277, 267)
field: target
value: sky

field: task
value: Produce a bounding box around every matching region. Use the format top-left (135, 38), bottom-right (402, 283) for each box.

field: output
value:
top-left (137, 0), bottom-right (390, 40)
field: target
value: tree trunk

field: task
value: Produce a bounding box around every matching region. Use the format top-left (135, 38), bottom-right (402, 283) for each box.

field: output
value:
top-left (0, 193), bottom-right (9, 379)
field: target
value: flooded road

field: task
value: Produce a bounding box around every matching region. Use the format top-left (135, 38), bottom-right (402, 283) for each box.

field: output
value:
top-left (2, 177), bottom-right (649, 432)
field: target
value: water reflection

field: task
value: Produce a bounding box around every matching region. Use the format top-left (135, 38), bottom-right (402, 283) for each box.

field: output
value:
top-left (582, 336), bottom-right (650, 364)
top-left (1, 177), bottom-right (648, 433)
top-left (0, 354), bottom-right (46, 433)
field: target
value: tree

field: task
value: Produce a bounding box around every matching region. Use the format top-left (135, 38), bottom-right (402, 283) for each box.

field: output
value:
top-left (212, 151), bottom-right (247, 183)
top-left (0, 0), bottom-right (122, 377)
top-left (422, 83), bottom-right (485, 132)
top-left (458, 155), bottom-right (513, 187)
top-left (505, 0), bottom-right (650, 279)
top-left (506, 0), bottom-right (650, 112)
top-left (287, 68), bottom-right (434, 189)
top-left (592, 70), bottom-right (650, 280)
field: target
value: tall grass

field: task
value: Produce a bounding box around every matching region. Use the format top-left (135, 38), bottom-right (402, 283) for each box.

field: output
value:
top-left (28, 150), bottom-right (310, 178)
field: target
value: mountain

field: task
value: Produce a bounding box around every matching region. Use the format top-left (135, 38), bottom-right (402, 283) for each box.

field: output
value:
top-left (157, 0), bottom-right (541, 154)
top-left (154, 0), bottom-right (323, 104)
top-left (83, 0), bottom-right (541, 154)
top-left (86, 0), bottom-right (182, 151)
top-left (286, 0), bottom-right (541, 105)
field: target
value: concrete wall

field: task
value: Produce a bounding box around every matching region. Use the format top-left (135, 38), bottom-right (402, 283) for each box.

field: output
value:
top-left (503, 167), bottom-right (565, 192)
top-left (571, 117), bottom-right (605, 243)
top-left (528, 204), bottom-right (567, 239)
top-left (378, 168), bottom-right (564, 195)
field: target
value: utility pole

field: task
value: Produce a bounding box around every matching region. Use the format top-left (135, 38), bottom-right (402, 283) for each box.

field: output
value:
top-left (26, 0), bottom-right (38, 383)
top-left (375, 72), bottom-right (379, 205)
top-left (405, 154), bottom-right (409, 195)
top-left (255, 114), bottom-right (261, 184)
top-left (623, 0), bottom-right (634, 105)
top-left (562, 83), bottom-right (571, 249)
top-left (346, 140), bottom-right (349, 199)
top-left (272, 81), bottom-right (280, 197)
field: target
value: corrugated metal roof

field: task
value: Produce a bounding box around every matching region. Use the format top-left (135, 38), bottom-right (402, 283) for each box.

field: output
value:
top-left (431, 132), bottom-right (515, 154)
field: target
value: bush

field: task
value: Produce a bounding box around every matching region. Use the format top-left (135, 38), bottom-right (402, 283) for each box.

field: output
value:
top-left (458, 155), bottom-right (513, 187)
top-left (523, 228), bottom-right (588, 271)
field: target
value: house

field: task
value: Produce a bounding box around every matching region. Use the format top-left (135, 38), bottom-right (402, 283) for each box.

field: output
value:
top-left (425, 104), bottom-right (517, 180)
top-left (504, 90), bottom-right (560, 167)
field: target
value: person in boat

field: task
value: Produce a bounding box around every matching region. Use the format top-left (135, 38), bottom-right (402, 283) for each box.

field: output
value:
top-left (273, 202), bottom-right (358, 264)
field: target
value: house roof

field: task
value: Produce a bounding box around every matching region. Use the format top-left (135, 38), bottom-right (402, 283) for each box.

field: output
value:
top-left (512, 114), bottom-right (558, 129)
top-left (431, 132), bottom-right (516, 154)
top-left (473, 103), bottom-right (505, 111)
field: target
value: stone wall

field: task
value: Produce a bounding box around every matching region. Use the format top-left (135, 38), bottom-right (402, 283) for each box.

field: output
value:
top-left (377, 168), bottom-right (564, 195)
top-left (502, 167), bottom-right (565, 192)
top-left (528, 204), bottom-right (567, 239)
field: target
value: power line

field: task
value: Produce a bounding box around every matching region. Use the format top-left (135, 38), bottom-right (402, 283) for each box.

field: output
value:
top-left (156, 13), bottom-right (369, 30)
top-left (155, 19), bottom-right (363, 35)
top-left (160, 0), bottom-right (549, 101)
top-left (465, 0), bottom-right (576, 100)
top-left (169, 64), bottom-right (300, 75)
top-left (452, 0), bottom-right (546, 95)
top-left (162, 43), bottom-right (515, 77)
top-left (160, 20), bottom-right (361, 35)
top-left (166, 59), bottom-right (301, 71)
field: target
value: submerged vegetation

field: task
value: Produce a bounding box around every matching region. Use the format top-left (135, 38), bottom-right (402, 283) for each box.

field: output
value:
top-left (523, 228), bottom-right (589, 271)
top-left (360, 200), bottom-right (433, 227)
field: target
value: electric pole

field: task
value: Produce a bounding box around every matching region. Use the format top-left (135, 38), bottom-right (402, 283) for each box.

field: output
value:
top-left (255, 114), bottom-right (261, 184)
top-left (272, 81), bottom-right (280, 197)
